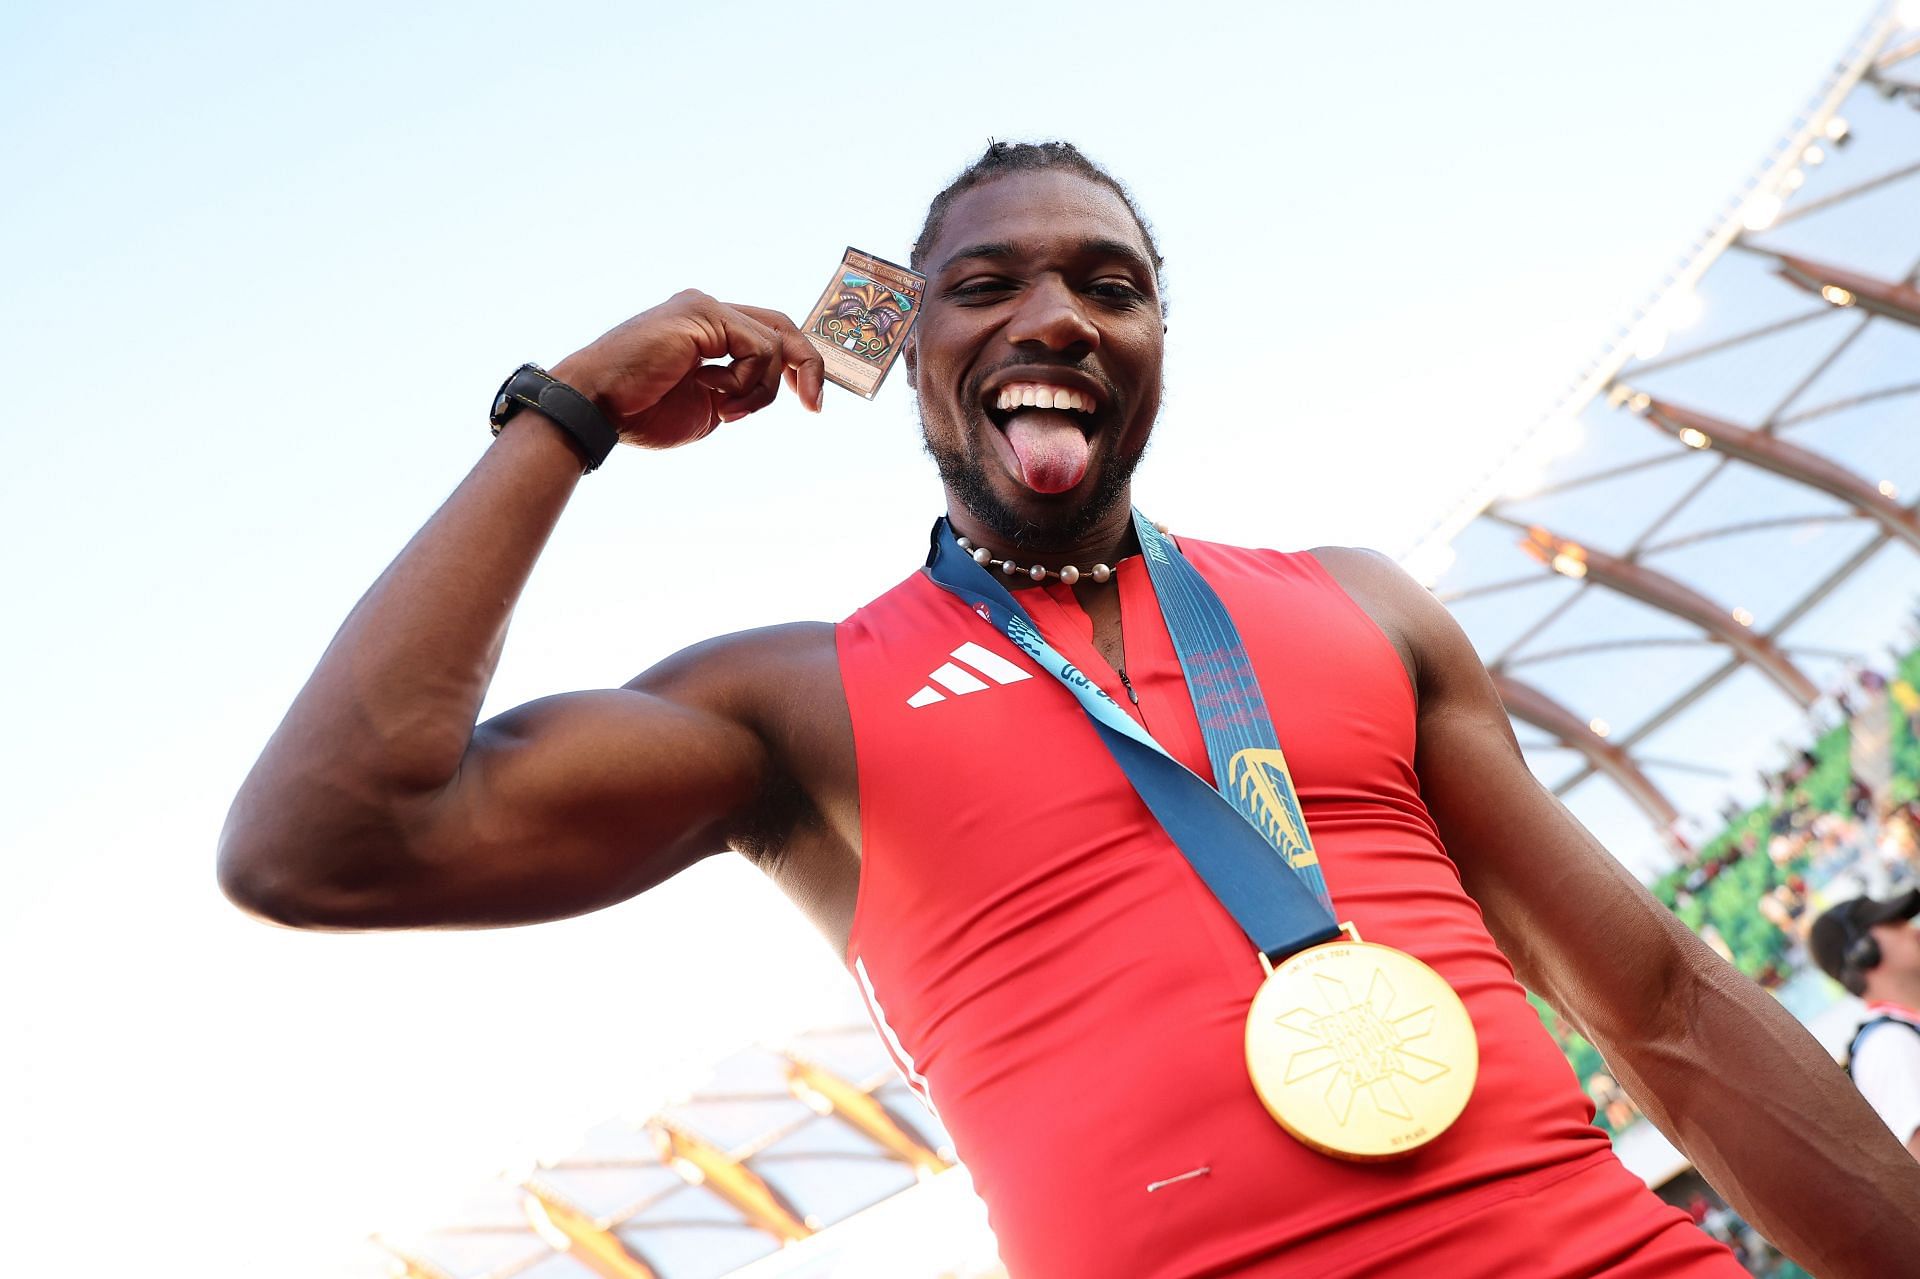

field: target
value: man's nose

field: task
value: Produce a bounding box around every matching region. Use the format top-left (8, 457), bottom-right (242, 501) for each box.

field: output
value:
top-left (1006, 275), bottom-right (1099, 354)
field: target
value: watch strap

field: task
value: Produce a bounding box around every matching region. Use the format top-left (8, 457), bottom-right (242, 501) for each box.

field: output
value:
top-left (489, 364), bottom-right (620, 472)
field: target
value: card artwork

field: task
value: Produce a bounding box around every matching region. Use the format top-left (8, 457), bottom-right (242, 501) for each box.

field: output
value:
top-left (801, 247), bottom-right (927, 399)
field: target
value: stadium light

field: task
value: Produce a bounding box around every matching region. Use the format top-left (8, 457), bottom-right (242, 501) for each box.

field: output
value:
top-left (522, 1195), bottom-right (575, 1253)
top-left (1742, 191), bottom-right (1784, 231)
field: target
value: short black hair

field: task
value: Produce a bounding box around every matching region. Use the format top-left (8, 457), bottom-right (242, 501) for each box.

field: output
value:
top-left (910, 140), bottom-right (1165, 304)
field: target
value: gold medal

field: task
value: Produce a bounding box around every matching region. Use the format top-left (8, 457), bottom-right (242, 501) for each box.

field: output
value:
top-left (1245, 926), bottom-right (1478, 1161)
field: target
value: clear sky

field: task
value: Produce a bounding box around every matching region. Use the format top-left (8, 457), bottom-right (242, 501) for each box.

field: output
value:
top-left (0, 1), bottom-right (1877, 1273)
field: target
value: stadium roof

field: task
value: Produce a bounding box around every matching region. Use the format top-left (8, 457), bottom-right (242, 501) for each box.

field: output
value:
top-left (359, 994), bottom-right (967, 1279)
top-left (1404, 6), bottom-right (1920, 876)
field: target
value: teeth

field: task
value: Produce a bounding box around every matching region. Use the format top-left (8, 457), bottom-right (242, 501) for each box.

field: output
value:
top-left (993, 382), bottom-right (1096, 414)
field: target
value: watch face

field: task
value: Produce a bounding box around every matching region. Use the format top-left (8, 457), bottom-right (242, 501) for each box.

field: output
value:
top-left (491, 365), bottom-right (538, 425)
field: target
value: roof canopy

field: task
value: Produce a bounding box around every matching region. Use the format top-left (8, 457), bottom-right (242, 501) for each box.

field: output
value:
top-left (1407, 9), bottom-right (1920, 875)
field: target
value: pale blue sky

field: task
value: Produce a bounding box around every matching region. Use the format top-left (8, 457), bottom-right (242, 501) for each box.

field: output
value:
top-left (0, 2), bottom-right (1878, 1273)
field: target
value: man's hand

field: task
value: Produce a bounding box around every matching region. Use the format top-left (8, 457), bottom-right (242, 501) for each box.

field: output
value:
top-left (552, 291), bottom-right (827, 450)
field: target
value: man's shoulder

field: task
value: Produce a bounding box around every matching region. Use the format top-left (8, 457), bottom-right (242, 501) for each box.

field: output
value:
top-left (652, 619), bottom-right (837, 665)
top-left (1854, 1014), bottom-right (1920, 1075)
top-left (1179, 537), bottom-right (1406, 581)
top-left (626, 621), bottom-right (842, 716)
top-left (1300, 543), bottom-right (1414, 585)
top-left (1852, 1016), bottom-right (1920, 1136)
top-left (1857, 1013), bottom-right (1920, 1050)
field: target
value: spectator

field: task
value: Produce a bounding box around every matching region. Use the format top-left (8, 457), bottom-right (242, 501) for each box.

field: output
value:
top-left (1810, 888), bottom-right (1920, 1158)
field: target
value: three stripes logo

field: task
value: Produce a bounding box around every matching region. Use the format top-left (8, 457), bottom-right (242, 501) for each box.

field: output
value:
top-left (906, 641), bottom-right (1033, 708)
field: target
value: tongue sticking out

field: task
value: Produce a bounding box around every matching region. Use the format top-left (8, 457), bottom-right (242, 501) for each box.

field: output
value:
top-left (1003, 411), bottom-right (1091, 494)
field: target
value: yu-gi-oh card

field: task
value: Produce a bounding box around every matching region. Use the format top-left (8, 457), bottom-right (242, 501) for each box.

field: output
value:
top-left (801, 248), bottom-right (926, 399)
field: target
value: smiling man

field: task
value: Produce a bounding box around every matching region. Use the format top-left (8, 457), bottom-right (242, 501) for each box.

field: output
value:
top-left (220, 141), bottom-right (1920, 1277)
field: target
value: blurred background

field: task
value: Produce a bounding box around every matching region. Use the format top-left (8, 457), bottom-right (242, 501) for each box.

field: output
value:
top-left (4, 2), bottom-right (1919, 1276)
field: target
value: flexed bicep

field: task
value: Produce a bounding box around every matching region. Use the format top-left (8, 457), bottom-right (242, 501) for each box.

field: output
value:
top-left (223, 627), bottom-right (819, 932)
top-left (391, 682), bottom-right (772, 928)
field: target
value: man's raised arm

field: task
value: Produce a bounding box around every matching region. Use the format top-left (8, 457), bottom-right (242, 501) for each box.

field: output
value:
top-left (218, 292), bottom-right (826, 930)
top-left (1325, 547), bottom-right (1920, 1278)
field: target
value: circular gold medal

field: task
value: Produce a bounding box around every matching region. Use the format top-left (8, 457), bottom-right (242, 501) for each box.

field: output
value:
top-left (1244, 939), bottom-right (1478, 1161)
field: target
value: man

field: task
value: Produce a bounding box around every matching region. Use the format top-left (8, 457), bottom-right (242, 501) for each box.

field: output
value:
top-left (220, 141), bottom-right (1920, 1276)
top-left (1812, 888), bottom-right (1920, 1159)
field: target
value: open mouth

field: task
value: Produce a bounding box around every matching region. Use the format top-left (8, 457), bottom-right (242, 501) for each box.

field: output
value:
top-left (982, 380), bottom-right (1104, 494)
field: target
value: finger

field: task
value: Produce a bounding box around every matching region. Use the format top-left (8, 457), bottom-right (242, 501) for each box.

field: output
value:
top-left (694, 352), bottom-right (769, 401)
top-left (735, 305), bottom-right (827, 413)
top-left (718, 376), bottom-right (775, 420)
top-left (704, 304), bottom-right (793, 420)
top-left (684, 307), bottom-right (781, 422)
top-left (706, 348), bottom-right (780, 421)
top-left (690, 364), bottom-right (746, 396)
top-left (684, 294), bottom-right (779, 366)
top-left (714, 353), bottom-right (782, 420)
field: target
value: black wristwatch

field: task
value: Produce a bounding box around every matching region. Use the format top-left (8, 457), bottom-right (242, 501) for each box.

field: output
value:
top-left (489, 363), bottom-right (620, 473)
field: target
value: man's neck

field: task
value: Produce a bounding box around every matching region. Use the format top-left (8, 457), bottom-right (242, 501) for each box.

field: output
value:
top-left (944, 497), bottom-right (1138, 577)
top-left (1864, 974), bottom-right (1920, 1016)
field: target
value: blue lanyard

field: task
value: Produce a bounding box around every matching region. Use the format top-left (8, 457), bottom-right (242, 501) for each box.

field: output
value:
top-left (923, 513), bottom-right (1341, 962)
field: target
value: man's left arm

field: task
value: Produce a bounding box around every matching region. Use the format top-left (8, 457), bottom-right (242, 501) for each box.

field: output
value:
top-left (1322, 548), bottom-right (1920, 1277)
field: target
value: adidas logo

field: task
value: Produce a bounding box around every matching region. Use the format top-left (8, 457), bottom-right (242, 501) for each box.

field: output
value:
top-left (906, 641), bottom-right (1033, 708)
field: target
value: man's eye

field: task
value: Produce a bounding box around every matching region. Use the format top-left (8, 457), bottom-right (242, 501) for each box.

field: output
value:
top-left (950, 279), bottom-right (1015, 298)
top-left (1089, 281), bottom-right (1144, 302)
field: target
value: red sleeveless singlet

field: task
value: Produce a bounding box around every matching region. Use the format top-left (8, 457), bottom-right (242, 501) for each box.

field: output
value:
top-left (835, 539), bottom-right (1741, 1278)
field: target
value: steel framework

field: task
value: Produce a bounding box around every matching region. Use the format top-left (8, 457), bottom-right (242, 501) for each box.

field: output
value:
top-left (1406, 3), bottom-right (1920, 867)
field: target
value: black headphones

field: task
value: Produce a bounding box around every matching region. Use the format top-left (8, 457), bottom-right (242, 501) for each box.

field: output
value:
top-left (1842, 911), bottom-right (1883, 975)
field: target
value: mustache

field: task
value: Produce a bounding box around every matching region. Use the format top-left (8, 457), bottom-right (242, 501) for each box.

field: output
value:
top-left (968, 357), bottom-right (1119, 411)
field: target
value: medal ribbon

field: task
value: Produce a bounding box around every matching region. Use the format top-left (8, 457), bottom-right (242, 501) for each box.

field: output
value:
top-left (1132, 514), bottom-right (1335, 912)
top-left (924, 513), bottom-right (1341, 962)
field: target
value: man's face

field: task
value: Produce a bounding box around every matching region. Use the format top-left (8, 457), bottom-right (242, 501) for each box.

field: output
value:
top-left (909, 169), bottom-right (1165, 544)
top-left (1870, 917), bottom-right (1920, 978)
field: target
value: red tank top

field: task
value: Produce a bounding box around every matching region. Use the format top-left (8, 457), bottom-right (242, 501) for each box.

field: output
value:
top-left (836, 539), bottom-right (1740, 1278)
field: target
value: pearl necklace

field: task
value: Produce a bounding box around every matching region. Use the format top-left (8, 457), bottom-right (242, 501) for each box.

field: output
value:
top-left (956, 523), bottom-right (1168, 585)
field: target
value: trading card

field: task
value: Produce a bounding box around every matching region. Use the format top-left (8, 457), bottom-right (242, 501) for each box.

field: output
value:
top-left (801, 248), bottom-right (927, 399)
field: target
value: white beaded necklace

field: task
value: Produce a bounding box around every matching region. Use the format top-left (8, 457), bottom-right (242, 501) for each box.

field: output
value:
top-left (956, 523), bottom-right (1168, 585)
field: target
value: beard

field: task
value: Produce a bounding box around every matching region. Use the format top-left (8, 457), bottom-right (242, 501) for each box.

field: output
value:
top-left (919, 406), bottom-right (1147, 549)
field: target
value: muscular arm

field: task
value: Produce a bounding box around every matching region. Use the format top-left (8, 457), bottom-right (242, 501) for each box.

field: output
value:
top-left (219, 293), bottom-right (829, 930)
top-left (1320, 547), bottom-right (1920, 1277)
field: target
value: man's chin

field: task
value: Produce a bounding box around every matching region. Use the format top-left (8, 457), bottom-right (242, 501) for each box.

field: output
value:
top-left (933, 449), bottom-right (1132, 547)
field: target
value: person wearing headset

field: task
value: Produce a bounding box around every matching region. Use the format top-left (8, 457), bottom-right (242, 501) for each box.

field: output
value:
top-left (1813, 888), bottom-right (1920, 1158)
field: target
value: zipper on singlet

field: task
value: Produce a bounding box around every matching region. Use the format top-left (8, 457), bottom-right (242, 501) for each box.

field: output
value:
top-left (1117, 666), bottom-right (1139, 705)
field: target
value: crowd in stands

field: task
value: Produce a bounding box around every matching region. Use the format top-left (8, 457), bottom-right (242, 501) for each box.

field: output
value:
top-left (1535, 644), bottom-right (1920, 1133)
top-left (1525, 638), bottom-right (1920, 1274)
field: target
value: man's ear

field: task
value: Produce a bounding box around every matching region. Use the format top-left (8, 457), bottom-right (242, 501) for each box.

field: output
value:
top-left (904, 337), bottom-right (918, 386)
